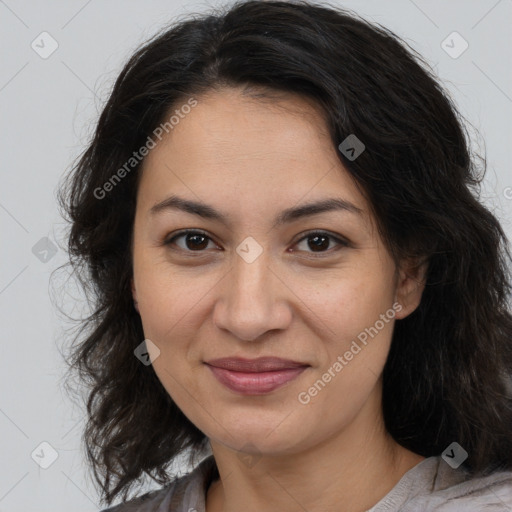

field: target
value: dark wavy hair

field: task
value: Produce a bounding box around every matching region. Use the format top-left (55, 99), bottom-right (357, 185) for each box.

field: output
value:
top-left (56, 0), bottom-right (512, 506)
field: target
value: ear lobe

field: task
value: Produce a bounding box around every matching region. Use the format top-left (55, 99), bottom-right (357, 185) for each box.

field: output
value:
top-left (394, 258), bottom-right (428, 320)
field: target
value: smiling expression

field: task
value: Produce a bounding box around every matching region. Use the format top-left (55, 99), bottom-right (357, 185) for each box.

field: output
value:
top-left (130, 87), bottom-right (424, 455)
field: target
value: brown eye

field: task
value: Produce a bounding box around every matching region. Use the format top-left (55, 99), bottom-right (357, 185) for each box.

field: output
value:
top-left (306, 234), bottom-right (330, 252)
top-left (293, 231), bottom-right (348, 255)
top-left (164, 230), bottom-right (216, 251)
top-left (164, 229), bottom-right (348, 256)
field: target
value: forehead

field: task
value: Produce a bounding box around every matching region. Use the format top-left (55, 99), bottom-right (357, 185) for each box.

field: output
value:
top-left (137, 88), bottom-right (369, 226)
top-left (149, 88), bottom-right (332, 160)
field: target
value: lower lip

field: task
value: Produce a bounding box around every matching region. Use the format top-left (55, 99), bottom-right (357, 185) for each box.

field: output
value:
top-left (206, 364), bottom-right (308, 395)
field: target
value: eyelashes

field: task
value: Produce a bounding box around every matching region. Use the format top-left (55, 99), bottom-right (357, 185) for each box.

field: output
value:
top-left (163, 229), bottom-right (349, 257)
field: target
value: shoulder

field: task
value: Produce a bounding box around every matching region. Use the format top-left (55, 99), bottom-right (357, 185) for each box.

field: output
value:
top-left (99, 483), bottom-right (176, 512)
top-left (380, 456), bottom-right (512, 512)
top-left (426, 460), bottom-right (512, 511)
top-left (99, 455), bottom-right (217, 512)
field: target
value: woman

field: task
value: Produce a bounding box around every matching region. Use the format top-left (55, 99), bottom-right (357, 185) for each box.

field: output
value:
top-left (58, 1), bottom-right (512, 510)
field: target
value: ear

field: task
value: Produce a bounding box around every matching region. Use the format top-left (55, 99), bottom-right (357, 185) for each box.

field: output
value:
top-left (394, 258), bottom-right (428, 320)
top-left (131, 277), bottom-right (139, 313)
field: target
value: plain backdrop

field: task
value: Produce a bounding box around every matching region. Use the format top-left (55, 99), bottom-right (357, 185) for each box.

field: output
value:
top-left (1, 0), bottom-right (511, 510)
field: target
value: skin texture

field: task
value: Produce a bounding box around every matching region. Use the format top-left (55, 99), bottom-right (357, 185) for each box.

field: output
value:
top-left (131, 87), bottom-right (427, 512)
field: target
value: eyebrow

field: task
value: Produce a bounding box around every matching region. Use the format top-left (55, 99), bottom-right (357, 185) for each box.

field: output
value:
top-left (149, 194), bottom-right (363, 229)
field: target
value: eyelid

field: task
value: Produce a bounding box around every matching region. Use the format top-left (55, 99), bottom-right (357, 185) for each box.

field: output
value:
top-left (163, 228), bottom-right (349, 255)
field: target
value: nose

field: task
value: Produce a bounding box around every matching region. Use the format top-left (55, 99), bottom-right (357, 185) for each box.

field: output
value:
top-left (212, 248), bottom-right (292, 342)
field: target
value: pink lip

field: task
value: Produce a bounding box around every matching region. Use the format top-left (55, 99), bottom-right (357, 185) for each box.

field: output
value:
top-left (206, 366), bottom-right (308, 395)
top-left (204, 357), bottom-right (309, 395)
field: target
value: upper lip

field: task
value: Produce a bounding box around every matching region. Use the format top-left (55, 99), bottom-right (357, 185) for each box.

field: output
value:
top-left (205, 357), bottom-right (309, 373)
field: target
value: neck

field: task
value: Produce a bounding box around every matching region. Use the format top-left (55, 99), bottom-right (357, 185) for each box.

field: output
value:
top-left (205, 390), bottom-right (425, 512)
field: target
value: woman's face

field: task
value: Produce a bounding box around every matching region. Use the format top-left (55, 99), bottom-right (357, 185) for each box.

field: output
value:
top-left (131, 88), bottom-right (424, 456)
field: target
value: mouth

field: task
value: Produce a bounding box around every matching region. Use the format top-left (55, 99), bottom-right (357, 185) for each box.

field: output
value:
top-left (204, 357), bottom-right (310, 395)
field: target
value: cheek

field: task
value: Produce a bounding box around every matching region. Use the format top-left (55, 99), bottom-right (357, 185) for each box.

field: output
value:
top-left (298, 303), bottom-right (395, 420)
top-left (133, 258), bottom-right (218, 379)
top-left (134, 250), bottom-right (210, 335)
top-left (305, 265), bottom-right (396, 342)
top-left (300, 264), bottom-right (397, 395)
top-left (136, 276), bottom-right (202, 408)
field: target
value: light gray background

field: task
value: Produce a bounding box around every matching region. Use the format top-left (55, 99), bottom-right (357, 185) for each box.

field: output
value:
top-left (1, 1), bottom-right (511, 510)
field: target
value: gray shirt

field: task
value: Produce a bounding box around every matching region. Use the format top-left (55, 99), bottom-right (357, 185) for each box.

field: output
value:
top-left (101, 454), bottom-right (512, 511)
